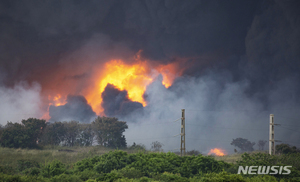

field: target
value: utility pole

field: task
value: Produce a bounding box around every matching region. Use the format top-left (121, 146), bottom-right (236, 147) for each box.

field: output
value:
top-left (269, 114), bottom-right (281, 155)
top-left (180, 109), bottom-right (185, 156)
top-left (269, 114), bottom-right (275, 155)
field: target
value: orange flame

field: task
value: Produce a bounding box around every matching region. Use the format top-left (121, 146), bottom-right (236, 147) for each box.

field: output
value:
top-left (41, 94), bottom-right (67, 120)
top-left (155, 62), bottom-right (184, 88)
top-left (43, 51), bottom-right (188, 116)
top-left (49, 94), bottom-right (66, 107)
top-left (86, 59), bottom-right (183, 115)
top-left (208, 148), bottom-right (226, 156)
top-left (88, 59), bottom-right (153, 113)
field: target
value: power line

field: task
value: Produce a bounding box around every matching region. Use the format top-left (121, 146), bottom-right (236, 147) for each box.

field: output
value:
top-left (277, 126), bottom-right (300, 134)
top-left (276, 124), bottom-right (300, 128)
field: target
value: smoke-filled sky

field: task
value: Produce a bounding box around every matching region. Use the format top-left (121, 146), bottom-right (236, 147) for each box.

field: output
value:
top-left (0, 0), bottom-right (300, 153)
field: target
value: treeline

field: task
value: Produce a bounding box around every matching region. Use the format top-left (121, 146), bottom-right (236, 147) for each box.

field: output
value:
top-left (0, 117), bottom-right (128, 149)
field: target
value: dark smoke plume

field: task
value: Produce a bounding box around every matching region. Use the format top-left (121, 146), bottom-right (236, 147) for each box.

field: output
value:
top-left (49, 95), bottom-right (96, 123)
top-left (101, 84), bottom-right (143, 117)
top-left (1, 0), bottom-right (300, 152)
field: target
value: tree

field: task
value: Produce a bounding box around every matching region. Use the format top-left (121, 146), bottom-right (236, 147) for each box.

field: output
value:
top-left (21, 118), bottom-right (46, 147)
top-left (0, 122), bottom-right (27, 148)
top-left (151, 141), bottom-right (163, 152)
top-left (40, 122), bottom-right (66, 146)
top-left (77, 123), bottom-right (94, 146)
top-left (276, 143), bottom-right (299, 154)
top-left (63, 121), bottom-right (80, 147)
top-left (128, 142), bottom-right (146, 151)
top-left (257, 140), bottom-right (267, 151)
top-left (92, 116), bottom-right (128, 148)
top-left (0, 118), bottom-right (46, 148)
top-left (0, 124), bottom-right (3, 139)
top-left (231, 138), bottom-right (255, 152)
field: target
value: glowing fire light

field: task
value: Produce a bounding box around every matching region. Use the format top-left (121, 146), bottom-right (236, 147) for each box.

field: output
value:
top-left (155, 62), bottom-right (184, 88)
top-left (86, 57), bottom-right (185, 115)
top-left (41, 94), bottom-right (66, 120)
top-left (49, 94), bottom-right (66, 106)
top-left (101, 60), bottom-right (153, 106)
top-left (208, 148), bottom-right (226, 156)
top-left (43, 51), bottom-right (188, 117)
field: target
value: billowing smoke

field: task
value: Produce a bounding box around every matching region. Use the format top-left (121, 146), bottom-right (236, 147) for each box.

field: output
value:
top-left (123, 74), bottom-right (300, 153)
top-left (101, 84), bottom-right (143, 117)
top-left (49, 95), bottom-right (96, 123)
top-left (0, 0), bottom-right (299, 153)
top-left (0, 82), bottom-right (43, 125)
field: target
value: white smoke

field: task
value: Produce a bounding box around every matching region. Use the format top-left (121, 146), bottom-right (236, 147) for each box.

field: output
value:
top-left (0, 82), bottom-right (43, 125)
top-left (123, 72), bottom-right (300, 154)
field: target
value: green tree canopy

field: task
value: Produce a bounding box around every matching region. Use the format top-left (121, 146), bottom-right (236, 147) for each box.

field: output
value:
top-left (0, 118), bottom-right (46, 148)
top-left (92, 116), bottom-right (128, 148)
top-left (40, 121), bottom-right (66, 146)
top-left (231, 137), bottom-right (255, 152)
top-left (276, 143), bottom-right (299, 154)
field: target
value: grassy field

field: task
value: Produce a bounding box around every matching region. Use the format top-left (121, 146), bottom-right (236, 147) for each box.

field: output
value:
top-left (0, 146), bottom-right (265, 167)
top-left (0, 146), bottom-right (144, 168)
top-left (213, 153), bottom-right (242, 163)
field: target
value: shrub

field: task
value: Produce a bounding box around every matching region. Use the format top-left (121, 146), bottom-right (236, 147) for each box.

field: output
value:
top-left (186, 150), bottom-right (201, 156)
top-left (0, 165), bottom-right (16, 175)
top-left (42, 160), bottom-right (66, 178)
top-left (93, 151), bottom-right (129, 173)
top-left (17, 159), bottom-right (40, 172)
top-left (116, 167), bottom-right (144, 179)
top-left (152, 172), bottom-right (189, 182)
top-left (50, 173), bottom-right (82, 182)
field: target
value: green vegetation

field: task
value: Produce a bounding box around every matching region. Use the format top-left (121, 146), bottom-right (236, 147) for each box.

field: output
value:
top-left (0, 118), bottom-right (299, 181)
top-left (0, 147), bottom-right (299, 182)
top-left (0, 117), bottom-right (128, 149)
top-left (231, 138), bottom-right (256, 152)
top-left (0, 118), bottom-right (46, 149)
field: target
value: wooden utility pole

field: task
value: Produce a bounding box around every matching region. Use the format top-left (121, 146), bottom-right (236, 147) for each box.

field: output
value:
top-left (269, 114), bottom-right (281, 155)
top-left (269, 114), bottom-right (275, 155)
top-left (180, 109), bottom-right (185, 156)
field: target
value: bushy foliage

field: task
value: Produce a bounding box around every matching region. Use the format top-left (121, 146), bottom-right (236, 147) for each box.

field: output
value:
top-left (231, 138), bottom-right (255, 152)
top-left (128, 142), bottom-right (146, 151)
top-left (0, 150), bottom-right (299, 181)
top-left (17, 159), bottom-right (40, 172)
top-left (0, 118), bottom-right (46, 149)
top-left (0, 117), bottom-right (128, 149)
top-left (0, 165), bottom-right (16, 175)
top-left (276, 143), bottom-right (300, 154)
top-left (41, 160), bottom-right (66, 178)
top-left (92, 116), bottom-right (128, 148)
top-left (74, 150), bottom-right (230, 179)
top-left (186, 150), bottom-right (201, 156)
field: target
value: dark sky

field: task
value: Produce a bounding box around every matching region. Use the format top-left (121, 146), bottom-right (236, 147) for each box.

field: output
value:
top-left (0, 0), bottom-right (300, 152)
top-left (0, 0), bottom-right (259, 83)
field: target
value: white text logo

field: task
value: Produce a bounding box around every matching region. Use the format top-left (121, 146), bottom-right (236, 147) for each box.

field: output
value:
top-left (237, 166), bottom-right (292, 175)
